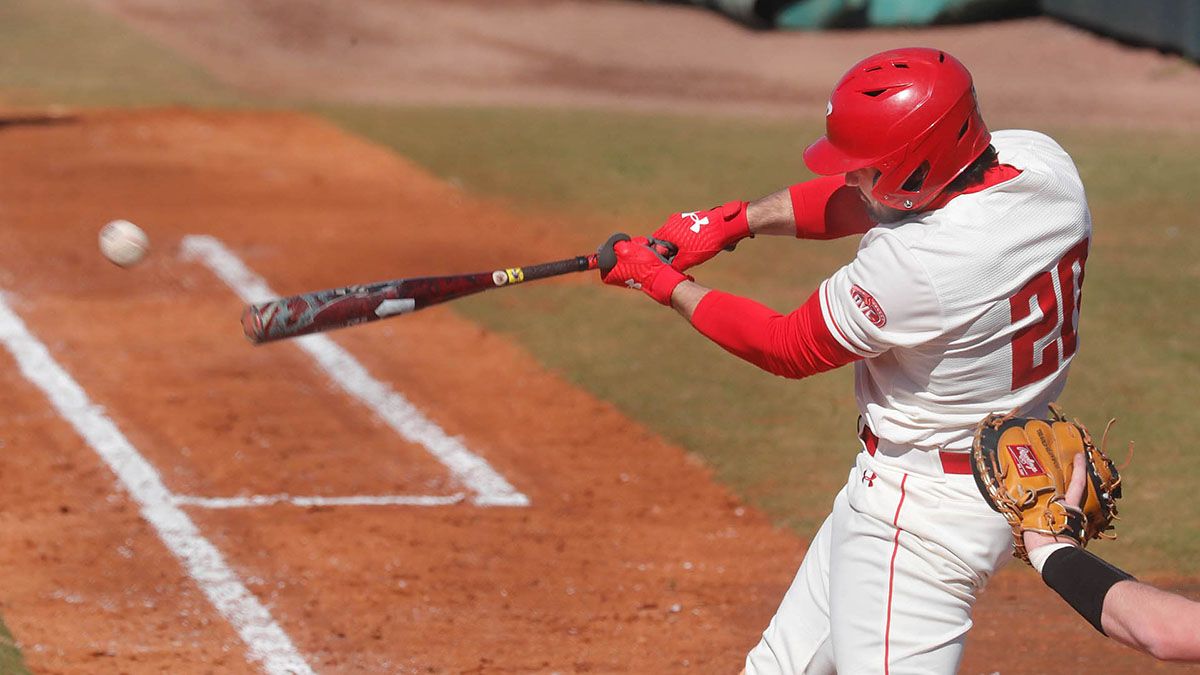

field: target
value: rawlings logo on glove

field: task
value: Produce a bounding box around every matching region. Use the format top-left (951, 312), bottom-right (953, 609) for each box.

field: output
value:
top-left (971, 404), bottom-right (1126, 564)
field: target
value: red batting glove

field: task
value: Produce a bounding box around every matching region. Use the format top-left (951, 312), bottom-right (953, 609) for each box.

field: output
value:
top-left (598, 234), bottom-right (691, 305)
top-left (651, 200), bottom-right (752, 271)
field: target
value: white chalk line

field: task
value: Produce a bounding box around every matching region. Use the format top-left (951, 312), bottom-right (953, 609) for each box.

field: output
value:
top-left (180, 235), bottom-right (529, 508)
top-left (0, 293), bottom-right (314, 675)
top-left (174, 493), bottom-right (466, 509)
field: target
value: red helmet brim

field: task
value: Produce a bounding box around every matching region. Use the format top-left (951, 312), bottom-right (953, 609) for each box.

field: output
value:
top-left (803, 136), bottom-right (877, 176)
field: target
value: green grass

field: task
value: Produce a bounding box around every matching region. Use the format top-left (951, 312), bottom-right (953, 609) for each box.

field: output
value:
top-left (311, 105), bottom-right (820, 225)
top-left (2, 0), bottom-right (1199, 579)
top-left (0, 0), bottom-right (240, 108)
top-left (0, 615), bottom-right (30, 675)
top-left (1048, 130), bottom-right (1200, 568)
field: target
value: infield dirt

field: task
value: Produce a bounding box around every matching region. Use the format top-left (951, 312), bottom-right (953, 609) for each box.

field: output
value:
top-left (0, 109), bottom-right (806, 673)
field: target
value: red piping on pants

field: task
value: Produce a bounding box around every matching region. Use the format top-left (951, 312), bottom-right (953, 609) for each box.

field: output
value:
top-left (884, 472), bottom-right (909, 675)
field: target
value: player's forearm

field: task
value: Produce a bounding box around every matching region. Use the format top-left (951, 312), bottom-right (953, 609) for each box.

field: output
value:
top-left (1102, 580), bottom-right (1200, 661)
top-left (669, 281), bottom-right (858, 378)
top-left (662, 177), bottom-right (873, 263)
top-left (746, 188), bottom-right (799, 236)
top-left (1036, 545), bottom-right (1200, 662)
top-left (748, 176), bottom-right (876, 240)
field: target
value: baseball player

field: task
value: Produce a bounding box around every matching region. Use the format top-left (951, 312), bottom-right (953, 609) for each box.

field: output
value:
top-left (1024, 453), bottom-right (1200, 662)
top-left (599, 47), bottom-right (1093, 673)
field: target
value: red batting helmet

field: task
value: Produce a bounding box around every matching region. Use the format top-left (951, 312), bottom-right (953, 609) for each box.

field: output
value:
top-left (804, 47), bottom-right (991, 212)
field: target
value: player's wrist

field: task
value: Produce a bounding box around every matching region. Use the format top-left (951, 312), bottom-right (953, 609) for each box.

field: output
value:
top-left (714, 200), bottom-right (752, 245)
top-left (668, 279), bottom-right (710, 318)
top-left (645, 264), bottom-right (691, 305)
top-left (1027, 541), bottom-right (1074, 574)
top-left (1040, 546), bottom-right (1135, 635)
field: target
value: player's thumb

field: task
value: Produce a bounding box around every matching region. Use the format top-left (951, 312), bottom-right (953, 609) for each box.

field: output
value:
top-left (1064, 452), bottom-right (1087, 506)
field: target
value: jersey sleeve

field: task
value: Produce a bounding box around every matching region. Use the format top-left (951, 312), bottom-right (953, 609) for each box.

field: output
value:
top-left (820, 232), bottom-right (944, 356)
top-left (689, 289), bottom-right (860, 379)
top-left (789, 175), bottom-right (876, 240)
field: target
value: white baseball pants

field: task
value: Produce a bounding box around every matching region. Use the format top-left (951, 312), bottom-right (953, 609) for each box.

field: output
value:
top-left (745, 448), bottom-right (1012, 674)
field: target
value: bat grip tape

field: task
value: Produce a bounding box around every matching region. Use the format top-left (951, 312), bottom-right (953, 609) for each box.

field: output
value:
top-left (1040, 546), bottom-right (1135, 635)
top-left (521, 255), bottom-right (595, 280)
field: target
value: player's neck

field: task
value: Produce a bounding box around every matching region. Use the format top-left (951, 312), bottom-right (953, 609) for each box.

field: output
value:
top-left (925, 163), bottom-right (1022, 212)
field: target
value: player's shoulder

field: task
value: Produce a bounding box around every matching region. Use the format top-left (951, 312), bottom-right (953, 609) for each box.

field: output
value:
top-left (860, 129), bottom-right (1092, 294)
top-left (853, 227), bottom-right (941, 298)
top-left (991, 130), bottom-right (1081, 184)
top-left (991, 129), bottom-right (1067, 154)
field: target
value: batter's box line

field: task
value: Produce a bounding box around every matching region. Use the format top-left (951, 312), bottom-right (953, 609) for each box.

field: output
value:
top-left (0, 292), bottom-right (313, 675)
top-left (181, 235), bottom-right (530, 509)
top-left (173, 493), bottom-right (467, 509)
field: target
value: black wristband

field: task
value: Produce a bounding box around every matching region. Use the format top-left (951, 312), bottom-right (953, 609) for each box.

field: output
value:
top-left (1041, 546), bottom-right (1135, 635)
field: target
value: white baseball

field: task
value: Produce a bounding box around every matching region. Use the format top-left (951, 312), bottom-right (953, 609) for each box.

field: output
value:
top-left (99, 219), bottom-right (150, 267)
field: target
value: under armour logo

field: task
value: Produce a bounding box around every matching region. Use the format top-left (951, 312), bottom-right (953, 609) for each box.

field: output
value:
top-left (683, 212), bottom-right (709, 233)
top-left (624, 279), bottom-right (642, 290)
top-left (861, 470), bottom-right (877, 487)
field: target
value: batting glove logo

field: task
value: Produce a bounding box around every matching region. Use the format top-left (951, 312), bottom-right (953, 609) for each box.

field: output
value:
top-left (683, 212), bottom-right (709, 234)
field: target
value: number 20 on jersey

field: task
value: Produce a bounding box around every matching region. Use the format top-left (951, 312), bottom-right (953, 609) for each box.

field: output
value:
top-left (1010, 238), bottom-right (1089, 390)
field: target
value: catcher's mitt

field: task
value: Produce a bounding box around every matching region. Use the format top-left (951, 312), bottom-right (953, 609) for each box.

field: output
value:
top-left (971, 403), bottom-right (1124, 564)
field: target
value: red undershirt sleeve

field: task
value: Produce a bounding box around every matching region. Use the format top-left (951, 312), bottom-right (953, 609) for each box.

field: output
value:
top-left (690, 288), bottom-right (861, 379)
top-left (789, 175), bottom-right (875, 239)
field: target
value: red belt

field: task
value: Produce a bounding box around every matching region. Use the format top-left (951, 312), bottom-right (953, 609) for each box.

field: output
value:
top-left (859, 426), bottom-right (973, 475)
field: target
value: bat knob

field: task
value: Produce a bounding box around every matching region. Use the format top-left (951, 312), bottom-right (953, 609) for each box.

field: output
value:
top-left (597, 232), bottom-right (631, 277)
top-left (241, 305), bottom-right (266, 344)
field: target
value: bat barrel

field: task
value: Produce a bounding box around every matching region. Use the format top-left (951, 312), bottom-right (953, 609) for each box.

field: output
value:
top-left (240, 252), bottom-right (597, 345)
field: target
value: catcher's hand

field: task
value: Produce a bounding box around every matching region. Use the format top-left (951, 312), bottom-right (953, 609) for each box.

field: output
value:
top-left (970, 403), bottom-right (1125, 564)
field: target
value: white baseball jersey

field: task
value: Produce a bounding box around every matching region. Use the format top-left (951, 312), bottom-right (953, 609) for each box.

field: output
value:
top-left (818, 130), bottom-right (1092, 451)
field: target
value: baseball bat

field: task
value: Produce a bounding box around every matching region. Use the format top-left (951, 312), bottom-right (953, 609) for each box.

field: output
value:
top-left (242, 253), bottom-right (599, 344)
